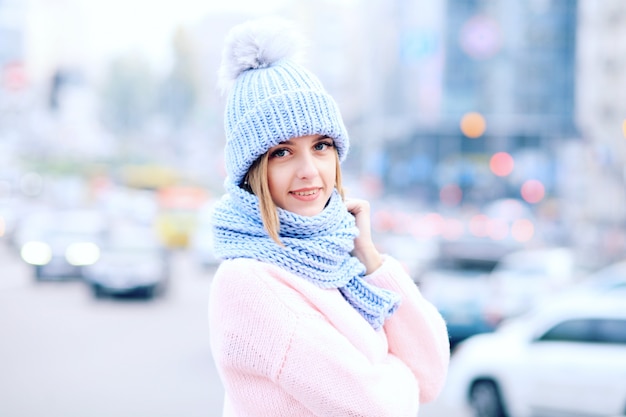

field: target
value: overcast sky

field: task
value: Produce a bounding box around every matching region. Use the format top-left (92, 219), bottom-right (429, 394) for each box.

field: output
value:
top-left (22, 0), bottom-right (288, 78)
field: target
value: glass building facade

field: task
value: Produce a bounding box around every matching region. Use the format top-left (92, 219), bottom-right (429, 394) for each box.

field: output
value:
top-left (383, 0), bottom-right (578, 201)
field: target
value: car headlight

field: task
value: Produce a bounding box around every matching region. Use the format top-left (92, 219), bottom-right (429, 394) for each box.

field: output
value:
top-left (66, 242), bottom-right (100, 266)
top-left (21, 241), bottom-right (52, 265)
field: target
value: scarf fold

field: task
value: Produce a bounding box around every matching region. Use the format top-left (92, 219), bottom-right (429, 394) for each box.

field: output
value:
top-left (211, 183), bottom-right (400, 330)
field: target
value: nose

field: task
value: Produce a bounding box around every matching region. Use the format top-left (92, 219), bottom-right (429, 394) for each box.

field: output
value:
top-left (295, 151), bottom-right (319, 179)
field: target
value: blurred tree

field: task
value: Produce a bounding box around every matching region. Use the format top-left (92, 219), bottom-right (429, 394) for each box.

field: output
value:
top-left (99, 54), bottom-right (157, 134)
top-left (159, 27), bottom-right (199, 129)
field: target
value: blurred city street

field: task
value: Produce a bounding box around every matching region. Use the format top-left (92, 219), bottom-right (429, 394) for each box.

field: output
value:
top-left (0, 241), bottom-right (223, 417)
top-left (2, 1), bottom-right (626, 415)
top-left (0, 240), bottom-right (469, 417)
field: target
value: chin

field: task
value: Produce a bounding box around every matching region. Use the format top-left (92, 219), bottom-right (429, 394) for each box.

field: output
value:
top-left (282, 193), bottom-right (332, 217)
top-left (296, 209), bottom-right (324, 217)
top-left (291, 204), bottom-right (325, 217)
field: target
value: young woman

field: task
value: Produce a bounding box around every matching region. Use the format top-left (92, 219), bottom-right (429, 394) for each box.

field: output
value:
top-left (209, 18), bottom-right (450, 417)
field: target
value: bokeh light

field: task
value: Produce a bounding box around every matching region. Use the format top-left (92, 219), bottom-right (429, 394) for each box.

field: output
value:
top-left (469, 214), bottom-right (490, 237)
top-left (440, 183), bottom-right (463, 206)
top-left (487, 218), bottom-right (509, 240)
top-left (416, 212), bottom-right (445, 238)
top-left (442, 217), bottom-right (464, 240)
top-left (520, 179), bottom-right (545, 204)
top-left (460, 112), bottom-right (486, 138)
top-left (1, 62), bottom-right (28, 91)
top-left (459, 15), bottom-right (502, 59)
top-left (372, 209), bottom-right (395, 233)
top-left (511, 218), bottom-right (535, 242)
top-left (392, 211), bottom-right (414, 234)
top-left (622, 119), bottom-right (626, 138)
top-left (489, 152), bottom-right (514, 176)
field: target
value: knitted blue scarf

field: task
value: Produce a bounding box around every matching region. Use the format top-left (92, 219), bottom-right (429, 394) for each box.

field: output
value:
top-left (211, 183), bottom-right (400, 330)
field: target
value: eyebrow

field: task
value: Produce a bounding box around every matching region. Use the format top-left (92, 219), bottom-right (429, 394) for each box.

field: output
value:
top-left (278, 135), bottom-right (331, 146)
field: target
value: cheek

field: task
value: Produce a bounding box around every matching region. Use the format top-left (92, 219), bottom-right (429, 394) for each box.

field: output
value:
top-left (267, 165), bottom-right (286, 197)
top-left (322, 158), bottom-right (337, 183)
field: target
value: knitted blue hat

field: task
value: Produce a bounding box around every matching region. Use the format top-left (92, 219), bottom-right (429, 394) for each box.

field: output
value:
top-left (218, 18), bottom-right (350, 187)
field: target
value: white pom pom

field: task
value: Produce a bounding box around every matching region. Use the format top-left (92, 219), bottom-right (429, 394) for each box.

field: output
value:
top-left (217, 17), bottom-right (306, 94)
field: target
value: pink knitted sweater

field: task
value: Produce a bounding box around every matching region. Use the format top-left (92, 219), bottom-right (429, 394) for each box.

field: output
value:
top-left (208, 255), bottom-right (450, 416)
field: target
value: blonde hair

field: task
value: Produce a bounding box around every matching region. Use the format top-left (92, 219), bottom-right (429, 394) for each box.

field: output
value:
top-left (244, 152), bottom-right (344, 245)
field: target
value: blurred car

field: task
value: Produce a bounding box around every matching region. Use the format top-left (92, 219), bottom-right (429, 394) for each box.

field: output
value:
top-left (571, 258), bottom-right (626, 295)
top-left (82, 224), bottom-right (170, 299)
top-left (374, 232), bottom-right (438, 281)
top-left (484, 247), bottom-right (583, 321)
top-left (188, 200), bottom-right (220, 271)
top-left (421, 246), bottom-right (588, 350)
top-left (444, 292), bottom-right (626, 417)
top-left (419, 254), bottom-right (500, 349)
top-left (18, 209), bottom-right (107, 280)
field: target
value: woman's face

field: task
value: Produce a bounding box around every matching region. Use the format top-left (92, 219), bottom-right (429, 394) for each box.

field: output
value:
top-left (266, 134), bottom-right (337, 217)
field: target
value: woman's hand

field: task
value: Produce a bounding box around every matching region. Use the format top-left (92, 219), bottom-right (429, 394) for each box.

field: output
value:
top-left (344, 198), bottom-right (383, 274)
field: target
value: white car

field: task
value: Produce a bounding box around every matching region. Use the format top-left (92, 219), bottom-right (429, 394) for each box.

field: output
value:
top-left (484, 247), bottom-right (583, 321)
top-left (572, 259), bottom-right (626, 296)
top-left (443, 292), bottom-right (626, 417)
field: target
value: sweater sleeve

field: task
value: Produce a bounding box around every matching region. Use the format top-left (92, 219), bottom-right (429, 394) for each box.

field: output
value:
top-left (277, 310), bottom-right (421, 417)
top-left (366, 255), bottom-right (451, 403)
top-left (210, 260), bottom-right (422, 417)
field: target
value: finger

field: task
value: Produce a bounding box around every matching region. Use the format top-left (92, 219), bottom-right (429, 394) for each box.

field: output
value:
top-left (344, 198), bottom-right (360, 214)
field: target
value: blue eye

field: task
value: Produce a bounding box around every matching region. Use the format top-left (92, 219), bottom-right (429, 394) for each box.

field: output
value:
top-left (270, 148), bottom-right (289, 158)
top-left (314, 141), bottom-right (334, 151)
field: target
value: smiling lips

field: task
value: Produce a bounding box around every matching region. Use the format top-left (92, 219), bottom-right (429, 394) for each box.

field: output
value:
top-left (290, 188), bottom-right (321, 201)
